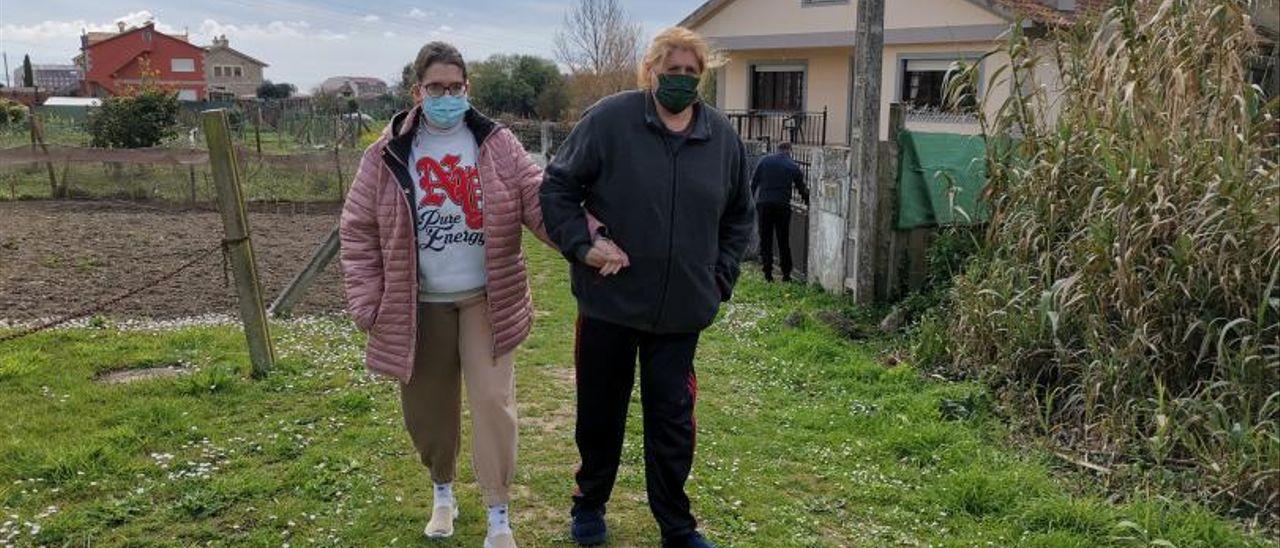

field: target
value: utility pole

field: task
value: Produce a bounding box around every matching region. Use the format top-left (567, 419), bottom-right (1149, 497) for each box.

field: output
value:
top-left (3, 52), bottom-right (10, 88)
top-left (846, 0), bottom-right (885, 303)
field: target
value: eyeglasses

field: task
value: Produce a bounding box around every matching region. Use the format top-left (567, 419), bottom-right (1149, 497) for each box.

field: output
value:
top-left (420, 83), bottom-right (466, 98)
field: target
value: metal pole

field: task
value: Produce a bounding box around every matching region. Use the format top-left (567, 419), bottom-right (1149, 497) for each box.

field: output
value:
top-left (821, 106), bottom-right (829, 146)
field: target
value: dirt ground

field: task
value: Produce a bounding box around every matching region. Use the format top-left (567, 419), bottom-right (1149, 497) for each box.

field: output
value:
top-left (0, 200), bottom-right (348, 321)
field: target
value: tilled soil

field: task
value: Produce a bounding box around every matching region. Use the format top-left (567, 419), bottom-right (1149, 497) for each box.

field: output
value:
top-left (0, 200), bottom-right (348, 322)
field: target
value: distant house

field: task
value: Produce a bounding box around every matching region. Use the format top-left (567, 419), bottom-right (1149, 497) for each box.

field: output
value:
top-left (681, 0), bottom-right (1112, 144)
top-left (684, 0), bottom-right (1280, 145)
top-left (204, 35), bottom-right (268, 100)
top-left (10, 64), bottom-right (82, 95)
top-left (319, 76), bottom-right (389, 98)
top-left (77, 21), bottom-right (207, 101)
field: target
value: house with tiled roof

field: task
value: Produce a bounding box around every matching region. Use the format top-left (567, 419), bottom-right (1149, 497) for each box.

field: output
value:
top-left (680, 0), bottom-right (1110, 143)
top-left (76, 21), bottom-right (206, 101)
top-left (204, 35), bottom-right (269, 100)
top-left (318, 76), bottom-right (390, 99)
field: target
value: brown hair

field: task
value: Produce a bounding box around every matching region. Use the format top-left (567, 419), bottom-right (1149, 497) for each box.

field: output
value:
top-left (637, 27), bottom-right (715, 89)
top-left (412, 41), bottom-right (467, 82)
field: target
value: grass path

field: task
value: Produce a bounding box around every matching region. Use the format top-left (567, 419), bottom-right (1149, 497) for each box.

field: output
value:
top-left (0, 240), bottom-right (1270, 547)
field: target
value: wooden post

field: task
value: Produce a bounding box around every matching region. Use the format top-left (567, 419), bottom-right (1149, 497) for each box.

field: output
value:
top-left (875, 104), bottom-right (905, 301)
top-left (906, 228), bottom-right (931, 291)
top-left (188, 163), bottom-right (198, 206)
top-left (355, 107), bottom-right (368, 145)
top-left (269, 226), bottom-right (339, 318)
top-left (540, 121), bottom-right (552, 157)
top-left (845, 0), bottom-right (886, 303)
top-left (29, 115), bottom-right (61, 198)
top-left (333, 111), bottom-right (341, 148)
top-left (254, 104), bottom-right (263, 155)
top-left (202, 108), bottom-right (276, 378)
top-left (59, 160), bottom-right (70, 198)
top-left (333, 146), bottom-right (345, 200)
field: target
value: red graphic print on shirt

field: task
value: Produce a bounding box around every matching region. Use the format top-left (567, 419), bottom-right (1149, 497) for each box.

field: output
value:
top-left (416, 153), bottom-right (484, 230)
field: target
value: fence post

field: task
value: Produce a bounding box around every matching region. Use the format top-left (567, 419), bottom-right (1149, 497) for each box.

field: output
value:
top-left (333, 145), bottom-right (345, 201)
top-left (202, 108), bottom-right (276, 378)
top-left (254, 103), bottom-right (263, 155)
top-left (59, 160), bottom-right (70, 198)
top-left (29, 115), bottom-right (61, 199)
top-left (907, 228), bottom-right (930, 291)
top-left (540, 121), bottom-right (552, 157)
top-left (269, 225), bottom-right (340, 318)
top-left (188, 163), bottom-right (198, 206)
top-left (875, 103), bottom-right (905, 301)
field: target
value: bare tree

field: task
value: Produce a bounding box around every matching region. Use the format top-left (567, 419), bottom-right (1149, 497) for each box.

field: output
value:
top-left (554, 0), bottom-right (642, 115)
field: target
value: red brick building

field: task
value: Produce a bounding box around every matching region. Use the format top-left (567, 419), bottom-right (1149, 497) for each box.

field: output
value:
top-left (77, 22), bottom-right (207, 101)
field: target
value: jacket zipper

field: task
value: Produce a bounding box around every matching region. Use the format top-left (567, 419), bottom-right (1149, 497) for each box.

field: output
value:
top-left (652, 134), bottom-right (679, 330)
top-left (382, 145), bottom-right (420, 291)
top-left (385, 121), bottom-right (503, 355)
top-left (380, 141), bottom-right (421, 382)
top-left (474, 130), bottom-right (499, 356)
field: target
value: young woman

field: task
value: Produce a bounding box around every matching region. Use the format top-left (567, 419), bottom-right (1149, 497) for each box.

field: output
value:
top-left (339, 41), bottom-right (611, 548)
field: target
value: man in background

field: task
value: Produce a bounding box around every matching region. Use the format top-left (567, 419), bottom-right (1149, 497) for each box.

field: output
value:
top-left (751, 141), bottom-right (809, 282)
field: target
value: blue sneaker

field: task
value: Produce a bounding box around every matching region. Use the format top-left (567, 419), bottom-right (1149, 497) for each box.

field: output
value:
top-left (663, 531), bottom-right (716, 548)
top-left (570, 507), bottom-right (607, 546)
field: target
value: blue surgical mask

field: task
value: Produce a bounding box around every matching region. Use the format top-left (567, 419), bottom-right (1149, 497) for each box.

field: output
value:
top-left (422, 95), bottom-right (469, 128)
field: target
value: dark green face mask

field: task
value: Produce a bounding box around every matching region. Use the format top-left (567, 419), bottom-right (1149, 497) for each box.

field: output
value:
top-left (655, 73), bottom-right (700, 113)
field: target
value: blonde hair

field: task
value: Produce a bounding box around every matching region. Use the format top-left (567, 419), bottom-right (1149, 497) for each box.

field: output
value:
top-left (637, 27), bottom-right (717, 88)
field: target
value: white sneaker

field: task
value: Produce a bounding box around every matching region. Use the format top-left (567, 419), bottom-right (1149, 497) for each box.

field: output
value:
top-left (423, 503), bottom-right (458, 538)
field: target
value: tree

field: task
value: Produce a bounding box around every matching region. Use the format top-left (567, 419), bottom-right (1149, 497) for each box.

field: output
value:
top-left (21, 55), bottom-right (34, 88)
top-left (399, 62), bottom-right (416, 99)
top-left (468, 54), bottom-right (568, 120)
top-left (553, 0), bottom-right (641, 116)
top-left (256, 80), bottom-right (295, 99)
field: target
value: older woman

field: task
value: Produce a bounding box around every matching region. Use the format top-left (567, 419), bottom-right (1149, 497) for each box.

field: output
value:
top-left (339, 41), bottom-right (621, 548)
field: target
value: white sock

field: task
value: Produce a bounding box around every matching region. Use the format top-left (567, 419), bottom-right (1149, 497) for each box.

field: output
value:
top-left (433, 483), bottom-right (454, 509)
top-left (487, 504), bottom-right (512, 535)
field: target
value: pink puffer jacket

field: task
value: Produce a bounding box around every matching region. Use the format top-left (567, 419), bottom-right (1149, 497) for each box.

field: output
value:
top-left (339, 108), bottom-right (552, 383)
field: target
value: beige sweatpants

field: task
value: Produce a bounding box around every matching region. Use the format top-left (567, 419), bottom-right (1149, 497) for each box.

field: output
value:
top-left (400, 295), bottom-right (517, 506)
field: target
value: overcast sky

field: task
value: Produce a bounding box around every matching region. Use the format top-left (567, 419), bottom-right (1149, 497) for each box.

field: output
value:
top-left (0, 0), bottom-right (706, 90)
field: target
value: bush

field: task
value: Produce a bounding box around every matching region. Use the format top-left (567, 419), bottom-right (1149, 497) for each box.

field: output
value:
top-left (937, 0), bottom-right (1279, 520)
top-left (0, 98), bottom-right (27, 125)
top-left (87, 89), bottom-right (179, 148)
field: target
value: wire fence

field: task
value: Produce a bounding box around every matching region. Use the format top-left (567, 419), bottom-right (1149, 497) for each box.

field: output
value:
top-left (0, 98), bottom-right (397, 205)
top-left (0, 242), bottom-right (221, 345)
top-left (0, 143), bottom-right (364, 205)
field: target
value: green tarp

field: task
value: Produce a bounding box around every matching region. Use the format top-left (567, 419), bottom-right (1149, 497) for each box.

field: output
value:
top-left (896, 130), bottom-right (990, 230)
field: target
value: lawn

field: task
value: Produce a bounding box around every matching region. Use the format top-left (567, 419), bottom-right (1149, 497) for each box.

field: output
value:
top-left (0, 240), bottom-right (1271, 547)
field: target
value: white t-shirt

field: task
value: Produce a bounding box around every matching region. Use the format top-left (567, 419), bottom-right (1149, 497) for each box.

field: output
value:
top-left (409, 119), bottom-right (486, 301)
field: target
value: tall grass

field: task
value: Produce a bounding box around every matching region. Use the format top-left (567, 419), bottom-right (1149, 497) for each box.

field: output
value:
top-left (937, 0), bottom-right (1279, 526)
